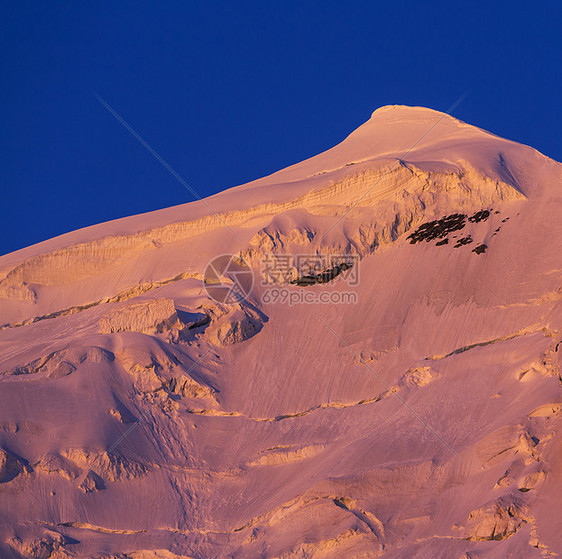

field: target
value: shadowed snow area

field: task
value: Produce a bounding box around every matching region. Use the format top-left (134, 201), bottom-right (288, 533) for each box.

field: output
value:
top-left (1, 105), bottom-right (562, 557)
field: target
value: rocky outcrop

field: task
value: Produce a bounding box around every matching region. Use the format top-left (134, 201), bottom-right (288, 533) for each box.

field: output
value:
top-left (166, 374), bottom-right (216, 400)
top-left (204, 304), bottom-right (264, 346)
top-left (7, 529), bottom-right (75, 559)
top-left (78, 469), bottom-right (106, 493)
top-left (518, 469), bottom-right (546, 492)
top-left (248, 444), bottom-right (326, 467)
top-left (115, 344), bottom-right (169, 393)
top-left (115, 341), bottom-right (219, 408)
top-left (35, 453), bottom-right (80, 481)
top-left (62, 448), bottom-right (146, 482)
top-left (290, 261), bottom-right (354, 286)
top-left (37, 447), bottom-right (136, 489)
top-left (462, 497), bottom-right (529, 541)
top-left (397, 366), bottom-right (437, 388)
top-left (0, 447), bottom-right (24, 483)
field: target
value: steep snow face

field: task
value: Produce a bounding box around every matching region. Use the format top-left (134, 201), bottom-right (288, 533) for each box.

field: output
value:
top-left (1, 106), bottom-right (562, 558)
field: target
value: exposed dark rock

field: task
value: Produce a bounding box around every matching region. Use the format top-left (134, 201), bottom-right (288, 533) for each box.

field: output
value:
top-left (472, 244), bottom-right (487, 255)
top-left (0, 448), bottom-right (27, 483)
top-left (188, 314), bottom-right (211, 330)
top-left (468, 209), bottom-right (491, 223)
top-left (79, 469), bottom-right (106, 493)
top-left (407, 213), bottom-right (466, 244)
top-left (454, 236), bottom-right (473, 248)
top-left (290, 262), bottom-right (353, 287)
top-left (175, 310), bottom-right (211, 331)
top-left (435, 238), bottom-right (449, 246)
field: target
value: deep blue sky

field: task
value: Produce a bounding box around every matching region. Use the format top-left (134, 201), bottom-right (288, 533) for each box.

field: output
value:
top-left (1, 1), bottom-right (560, 255)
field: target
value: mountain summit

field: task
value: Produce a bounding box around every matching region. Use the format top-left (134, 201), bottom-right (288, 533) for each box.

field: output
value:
top-left (0, 107), bottom-right (561, 557)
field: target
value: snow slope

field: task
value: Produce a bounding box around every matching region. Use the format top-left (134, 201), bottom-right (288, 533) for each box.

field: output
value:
top-left (0, 105), bottom-right (562, 558)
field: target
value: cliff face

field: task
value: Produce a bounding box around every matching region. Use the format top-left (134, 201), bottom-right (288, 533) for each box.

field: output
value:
top-left (1, 106), bottom-right (562, 558)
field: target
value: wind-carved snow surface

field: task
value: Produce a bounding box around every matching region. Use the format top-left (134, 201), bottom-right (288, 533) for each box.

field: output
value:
top-left (1, 105), bottom-right (562, 557)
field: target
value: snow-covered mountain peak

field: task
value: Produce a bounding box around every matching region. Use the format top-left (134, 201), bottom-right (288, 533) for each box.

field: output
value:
top-left (1, 108), bottom-right (562, 557)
